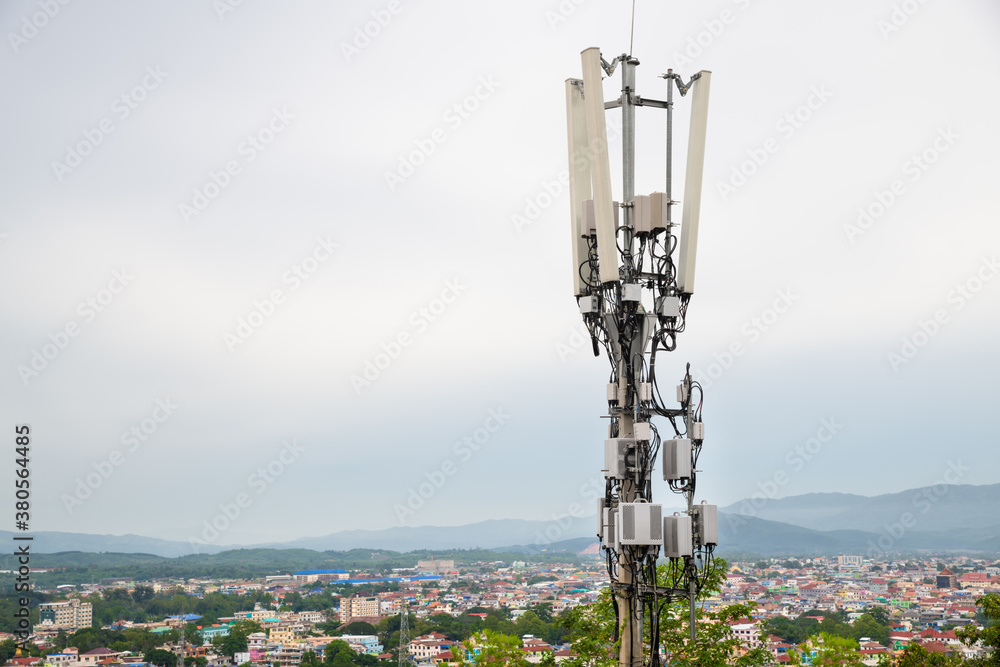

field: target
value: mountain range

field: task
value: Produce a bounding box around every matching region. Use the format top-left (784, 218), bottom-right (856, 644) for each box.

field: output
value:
top-left (6, 483), bottom-right (998, 559)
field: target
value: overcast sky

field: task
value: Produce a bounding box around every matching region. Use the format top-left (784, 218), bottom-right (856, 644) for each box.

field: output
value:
top-left (2, 0), bottom-right (998, 548)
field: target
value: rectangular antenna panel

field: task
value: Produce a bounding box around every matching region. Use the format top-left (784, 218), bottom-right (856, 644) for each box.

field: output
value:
top-left (663, 438), bottom-right (692, 480)
top-left (608, 508), bottom-right (620, 552)
top-left (619, 503), bottom-right (663, 545)
top-left (565, 79), bottom-right (593, 296)
top-left (581, 199), bottom-right (618, 237)
top-left (580, 48), bottom-right (619, 284)
top-left (604, 438), bottom-right (635, 478)
top-left (693, 503), bottom-right (718, 546)
top-left (633, 195), bottom-right (650, 234)
top-left (677, 71), bottom-right (712, 294)
top-left (664, 514), bottom-right (693, 558)
top-left (634, 421), bottom-right (651, 441)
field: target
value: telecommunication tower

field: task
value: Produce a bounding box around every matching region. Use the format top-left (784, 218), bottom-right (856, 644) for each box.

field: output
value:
top-left (396, 604), bottom-right (410, 667)
top-left (565, 47), bottom-right (719, 667)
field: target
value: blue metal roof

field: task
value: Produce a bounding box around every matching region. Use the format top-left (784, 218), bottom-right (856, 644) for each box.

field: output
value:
top-left (345, 575), bottom-right (440, 584)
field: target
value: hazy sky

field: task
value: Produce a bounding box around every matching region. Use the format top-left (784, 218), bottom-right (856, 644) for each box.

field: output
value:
top-left (3, 0), bottom-right (998, 548)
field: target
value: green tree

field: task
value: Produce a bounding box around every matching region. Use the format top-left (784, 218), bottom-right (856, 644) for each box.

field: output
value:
top-left (957, 592), bottom-right (1000, 664)
top-left (791, 633), bottom-right (862, 666)
top-left (339, 621), bottom-right (377, 636)
top-left (103, 588), bottom-right (131, 602)
top-left (532, 603), bottom-right (554, 623)
top-left (866, 607), bottom-right (891, 626)
top-left (0, 639), bottom-right (18, 664)
top-left (300, 650), bottom-right (322, 667)
top-left (322, 640), bottom-right (357, 667)
top-left (560, 558), bottom-right (770, 667)
top-left (216, 620), bottom-right (263, 657)
top-left (886, 643), bottom-right (965, 667)
top-left (132, 585), bottom-right (155, 604)
top-left (455, 630), bottom-right (530, 667)
top-left (852, 614), bottom-right (889, 646)
top-left (144, 648), bottom-right (178, 667)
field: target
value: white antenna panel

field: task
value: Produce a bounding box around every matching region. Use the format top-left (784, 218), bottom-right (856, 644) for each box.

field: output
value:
top-left (677, 71), bottom-right (712, 294)
top-left (565, 79), bottom-right (593, 297)
top-left (580, 47), bottom-right (619, 285)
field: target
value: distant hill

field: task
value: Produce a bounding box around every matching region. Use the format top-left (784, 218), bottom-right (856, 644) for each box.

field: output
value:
top-left (8, 482), bottom-right (999, 560)
top-left (0, 518), bottom-right (595, 560)
top-left (721, 483), bottom-right (1000, 533)
top-left (0, 530), bottom-right (228, 558)
top-left (255, 518), bottom-right (595, 553)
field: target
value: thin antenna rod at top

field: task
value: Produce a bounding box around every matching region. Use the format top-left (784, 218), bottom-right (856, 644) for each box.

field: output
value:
top-left (629, 0), bottom-right (636, 55)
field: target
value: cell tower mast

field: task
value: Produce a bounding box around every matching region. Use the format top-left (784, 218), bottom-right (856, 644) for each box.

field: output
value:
top-left (396, 603), bottom-right (409, 667)
top-left (565, 47), bottom-right (719, 667)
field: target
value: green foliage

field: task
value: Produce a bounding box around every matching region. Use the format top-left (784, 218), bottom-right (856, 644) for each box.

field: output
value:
top-left (338, 621), bottom-right (377, 636)
top-left (767, 609), bottom-right (885, 647)
top-left (866, 607), bottom-right (891, 626)
top-left (957, 593), bottom-right (1000, 664)
top-left (0, 639), bottom-right (18, 664)
top-left (791, 633), bottom-right (862, 667)
top-left (144, 648), bottom-right (178, 667)
top-left (888, 643), bottom-right (966, 667)
top-left (215, 619), bottom-right (264, 657)
top-left (132, 585), bottom-right (155, 603)
top-left (559, 558), bottom-right (769, 667)
top-left (559, 591), bottom-right (617, 667)
top-left (851, 613), bottom-right (889, 646)
top-left (455, 629), bottom-right (530, 667)
top-left (322, 640), bottom-right (359, 667)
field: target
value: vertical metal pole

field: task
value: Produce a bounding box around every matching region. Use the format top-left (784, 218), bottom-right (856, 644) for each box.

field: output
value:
top-left (618, 53), bottom-right (643, 667)
top-left (684, 373), bottom-right (696, 643)
top-left (618, 377), bottom-right (639, 667)
top-left (665, 71), bottom-right (674, 225)
top-left (622, 56), bottom-right (637, 281)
